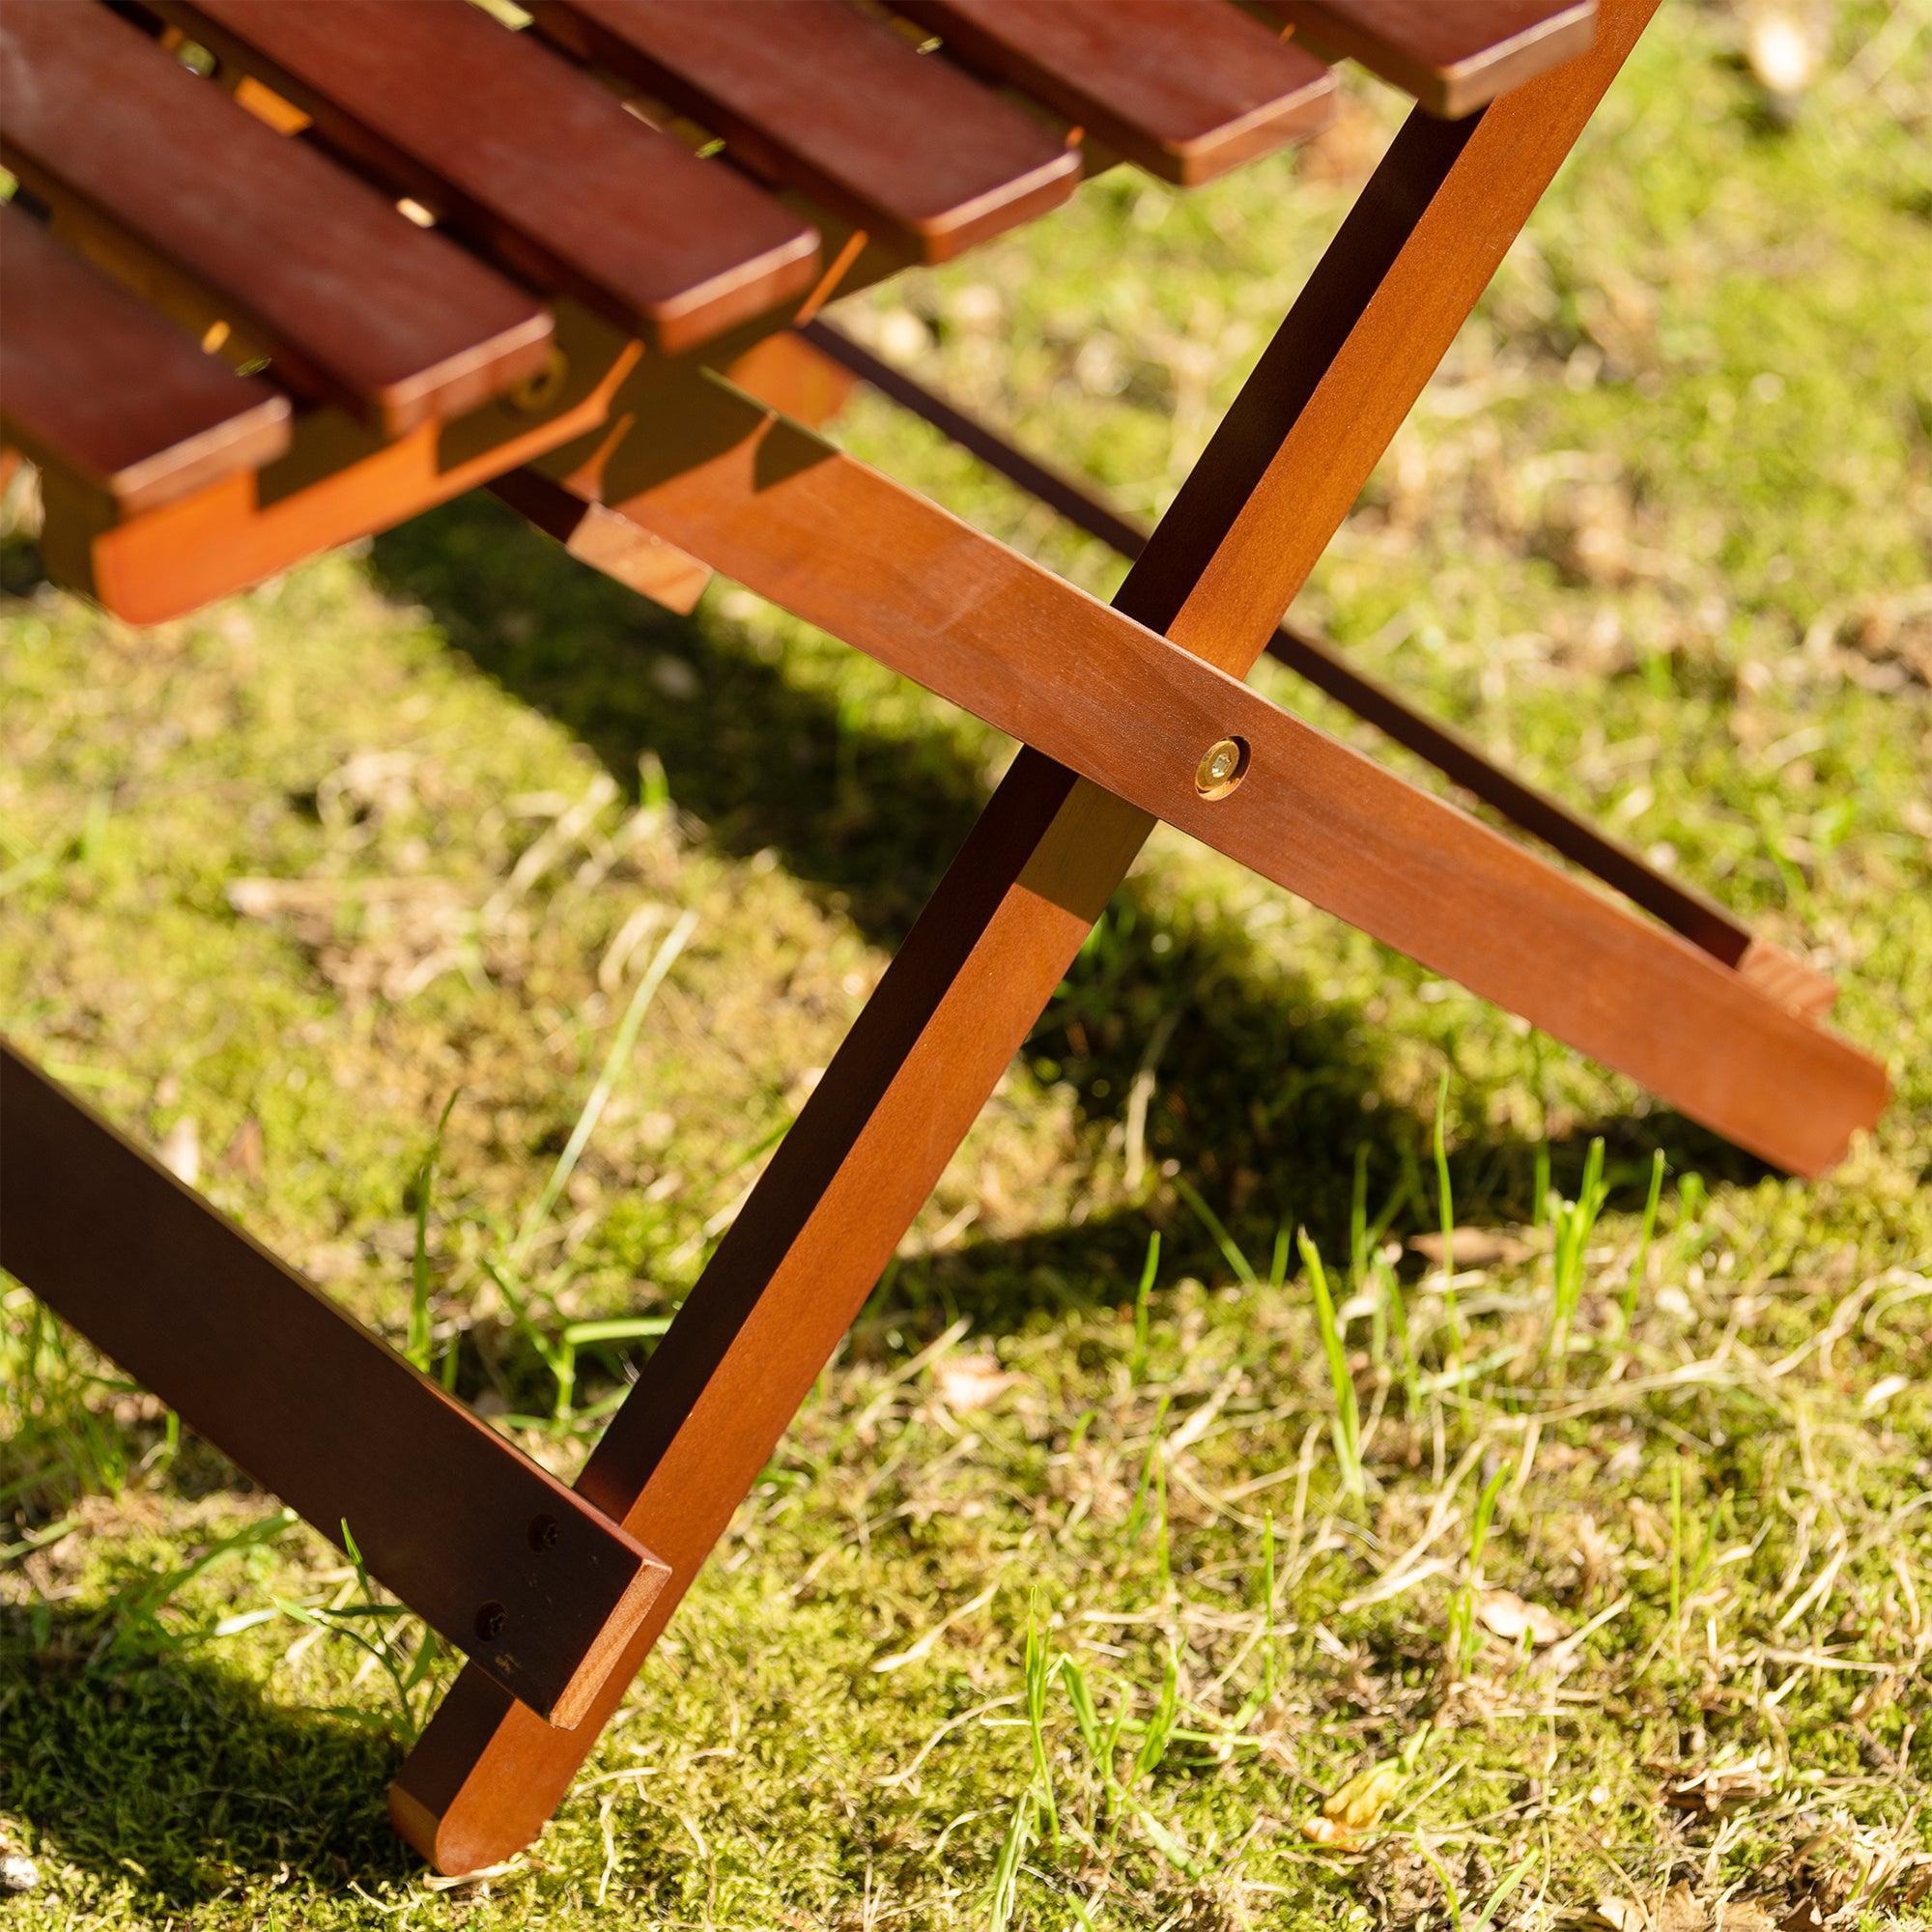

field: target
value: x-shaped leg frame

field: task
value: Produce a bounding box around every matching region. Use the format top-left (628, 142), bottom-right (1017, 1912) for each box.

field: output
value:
top-left (389, 0), bottom-right (1884, 1873)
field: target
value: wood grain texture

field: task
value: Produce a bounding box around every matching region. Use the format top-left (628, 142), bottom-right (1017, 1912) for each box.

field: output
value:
top-left (541, 378), bottom-right (1884, 1174)
top-left (894, 0), bottom-right (1334, 184)
top-left (527, 0), bottom-right (1081, 260)
top-left (154, 0), bottom-right (821, 354)
top-left (0, 203), bottom-right (290, 513)
top-left (1260, 0), bottom-right (1598, 117)
top-left (790, 318), bottom-right (1812, 989)
top-left (491, 466), bottom-right (713, 614)
top-left (41, 302), bottom-right (645, 626)
top-left (0, 0), bottom-right (552, 432)
top-left (0, 1042), bottom-right (668, 1728)
top-left (390, 0), bottom-right (1694, 1875)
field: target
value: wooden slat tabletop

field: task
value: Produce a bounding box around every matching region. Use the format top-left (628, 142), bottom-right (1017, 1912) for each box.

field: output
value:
top-left (156, 0), bottom-right (821, 355)
top-left (527, 0), bottom-right (1082, 262)
top-left (0, 1), bottom-right (553, 435)
top-left (1261, 1), bottom-right (1598, 117)
top-left (895, 0), bottom-right (1334, 185)
top-left (0, 204), bottom-right (291, 514)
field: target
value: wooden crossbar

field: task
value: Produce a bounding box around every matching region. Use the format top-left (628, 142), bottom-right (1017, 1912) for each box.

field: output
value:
top-left (789, 317), bottom-right (1838, 1021)
top-left (511, 379), bottom-right (1881, 1176)
top-left (0, 1043), bottom-right (669, 1727)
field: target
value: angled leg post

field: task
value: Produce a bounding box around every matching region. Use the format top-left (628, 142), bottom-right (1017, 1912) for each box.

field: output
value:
top-left (394, 2), bottom-right (1683, 1873)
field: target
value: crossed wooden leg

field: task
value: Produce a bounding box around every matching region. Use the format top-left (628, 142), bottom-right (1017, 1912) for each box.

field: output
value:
top-left (392, 3), bottom-right (1820, 1872)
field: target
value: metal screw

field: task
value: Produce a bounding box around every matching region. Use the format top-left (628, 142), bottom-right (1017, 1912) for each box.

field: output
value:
top-left (528, 1513), bottom-right (560, 1552)
top-left (1195, 735), bottom-right (1248, 798)
top-left (474, 1601), bottom-right (507, 1643)
top-left (508, 345), bottom-right (569, 413)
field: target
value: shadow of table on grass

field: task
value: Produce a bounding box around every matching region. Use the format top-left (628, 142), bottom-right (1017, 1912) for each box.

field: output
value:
top-left (368, 497), bottom-right (1764, 1321)
top-left (0, 1603), bottom-right (413, 1916)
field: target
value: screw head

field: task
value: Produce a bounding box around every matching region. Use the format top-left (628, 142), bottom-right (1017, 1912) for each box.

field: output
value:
top-left (508, 345), bottom-right (568, 412)
top-left (528, 1513), bottom-right (560, 1552)
top-left (1195, 735), bottom-right (1248, 799)
top-left (474, 1601), bottom-right (507, 1643)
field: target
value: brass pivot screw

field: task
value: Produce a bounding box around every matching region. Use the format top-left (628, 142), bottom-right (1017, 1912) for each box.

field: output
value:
top-left (508, 345), bottom-right (569, 413)
top-left (1195, 735), bottom-right (1249, 800)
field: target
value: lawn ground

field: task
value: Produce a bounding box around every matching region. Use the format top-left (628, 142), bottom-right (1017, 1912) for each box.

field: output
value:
top-left (3, 4), bottom-right (1931, 1926)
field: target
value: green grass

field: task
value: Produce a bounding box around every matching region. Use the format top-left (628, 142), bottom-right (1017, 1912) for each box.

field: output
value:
top-left (4, 5), bottom-right (1932, 1925)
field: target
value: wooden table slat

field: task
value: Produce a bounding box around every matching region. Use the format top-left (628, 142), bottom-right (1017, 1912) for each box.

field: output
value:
top-left (0, 204), bottom-right (291, 513)
top-left (156, 0), bottom-right (820, 355)
top-left (1260, 0), bottom-right (1597, 118)
top-left (0, 0), bottom-right (553, 434)
top-left (894, 0), bottom-right (1334, 185)
top-left (529, 0), bottom-right (1081, 263)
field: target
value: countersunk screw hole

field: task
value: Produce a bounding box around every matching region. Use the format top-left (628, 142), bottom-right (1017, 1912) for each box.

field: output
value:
top-left (474, 1601), bottom-right (506, 1643)
top-left (1195, 735), bottom-right (1249, 799)
top-left (528, 1513), bottom-right (559, 1552)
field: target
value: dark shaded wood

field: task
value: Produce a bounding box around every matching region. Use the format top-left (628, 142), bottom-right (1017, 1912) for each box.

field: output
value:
top-left (392, 1), bottom-right (1699, 1874)
top-left (492, 466), bottom-right (712, 614)
top-left (793, 316), bottom-right (1812, 991)
top-left (0, 204), bottom-right (290, 513)
top-left (1260, 0), bottom-right (1598, 117)
top-left (154, 0), bottom-right (821, 355)
top-left (0, 1041), bottom-right (668, 1727)
top-left (894, 0), bottom-right (1334, 184)
top-left (0, 0), bottom-right (553, 433)
top-left (527, 0), bottom-right (1081, 261)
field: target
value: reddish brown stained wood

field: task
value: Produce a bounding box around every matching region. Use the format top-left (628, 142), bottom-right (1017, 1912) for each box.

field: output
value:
top-left (0, 1041), bottom-right (668, 1727)
top-left (0, 0), bottom-right (552, 433)
top-left (492, 467), bottom-right (712, 614)
top-left (0, 204), bottom-right (290, 514)
top-left (1260, 0), bottom-right (1598, 117)
top-left (789, 316), bottom-right (1844, 1009)
top-left (537, 379), bottom-right (1884, 1175)
top-left (154, 0), bottom-right (821, 355)
top-left (34, 236), bottom-right (884, 628)
top-left (527, 0), bottom-right (1081, 261)
top-left (391, 0), bottom-right (1692, 1876)
top-left (1736, 936), bottom-right (1838, 1022)
top-left (894, 0), bottom-right (1334, 184)
top-left (39, 302), bottom-right (645, 626)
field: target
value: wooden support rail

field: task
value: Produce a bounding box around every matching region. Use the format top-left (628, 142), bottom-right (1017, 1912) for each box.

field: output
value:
top-left (0, 1042), bottom-right (668, 1728)
top-left (790, 318), bottom-right (1837, 1020)
top-left (518, 377), bottom-right (1882, 1177)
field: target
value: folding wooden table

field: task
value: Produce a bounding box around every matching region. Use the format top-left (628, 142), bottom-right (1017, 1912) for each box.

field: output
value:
top-left (0, 0), bottom-right (1889, 1875)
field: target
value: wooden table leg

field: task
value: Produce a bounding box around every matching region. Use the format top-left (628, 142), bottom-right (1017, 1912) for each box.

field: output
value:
top-left (391, 2), bottom-right (1663, 1873)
